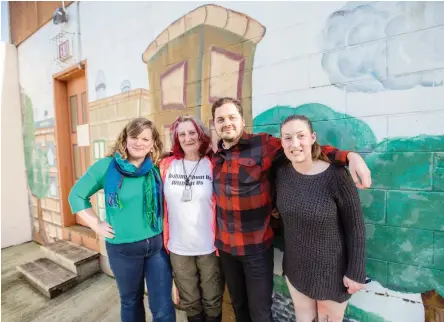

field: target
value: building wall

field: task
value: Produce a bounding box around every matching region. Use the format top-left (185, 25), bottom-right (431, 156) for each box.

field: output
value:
top-left (8, 1), bottom-right (73, 46)
top-left (1, 1), bottom-right (10, 43)
top-left (1, 42), bottom-right (32, 248)
top-left (16, 1), bottom-right (444, 321)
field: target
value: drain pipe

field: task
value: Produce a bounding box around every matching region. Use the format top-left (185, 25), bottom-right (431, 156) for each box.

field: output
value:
top-left (75, 1), bottom-right (82, 68)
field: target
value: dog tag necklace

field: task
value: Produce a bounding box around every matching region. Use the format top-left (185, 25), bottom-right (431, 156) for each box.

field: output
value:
top-left (181, 158), bottom-right (201, 202)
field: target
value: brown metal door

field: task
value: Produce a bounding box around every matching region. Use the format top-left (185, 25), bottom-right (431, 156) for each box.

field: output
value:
top-left (67, 75), bottom-right (90, 226)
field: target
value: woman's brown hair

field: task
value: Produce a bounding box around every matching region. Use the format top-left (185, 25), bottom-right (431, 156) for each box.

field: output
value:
top-left (108, 117), bottom-right (164, 166)
top-left (280, 114), bottom-right (330, 163)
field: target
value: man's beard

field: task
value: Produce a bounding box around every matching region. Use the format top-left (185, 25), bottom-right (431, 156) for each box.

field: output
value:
top-left (222, 136), bottom-right (236, 142)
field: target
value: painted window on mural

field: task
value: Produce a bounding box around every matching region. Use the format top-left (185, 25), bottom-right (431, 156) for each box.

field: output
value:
top-left (81, 91), bottom-right (88, 123)
top-left (48, 175), bottom-right (58, 198)
top-left (73, 145), bottom-right (82, 179)
top-left (160, 60), bottom-right (187, 110)
top-left (209, 46), bottom-right (245, 103)
top-left (69, 95), bottom-right (78, 133)
top-left (46, 142), bottom-right (56, 167)
top-left (93, 140), bottom-right (106, 161)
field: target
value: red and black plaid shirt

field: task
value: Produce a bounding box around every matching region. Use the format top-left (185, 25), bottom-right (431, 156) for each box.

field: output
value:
top-left (212, 132), bottom-right (349, 256)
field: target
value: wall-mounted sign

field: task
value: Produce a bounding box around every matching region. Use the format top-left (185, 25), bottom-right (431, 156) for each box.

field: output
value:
top-left (76, 124), bottom-right (90, 146)
top-left (58, 40), bottom-right (71, 61)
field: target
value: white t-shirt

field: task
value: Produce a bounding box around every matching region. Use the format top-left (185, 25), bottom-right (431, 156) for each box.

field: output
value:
top-left (163, 158), bottom-right (215, 256)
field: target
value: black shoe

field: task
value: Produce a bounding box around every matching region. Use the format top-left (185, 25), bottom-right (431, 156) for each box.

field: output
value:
top-left (187, 313), bottom-right (204, 322)
top-left (205, 315), bottom-right (222, 322)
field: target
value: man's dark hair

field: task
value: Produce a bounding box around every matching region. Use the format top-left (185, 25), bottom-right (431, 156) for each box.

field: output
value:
top-left (211, 97), bottom-right (244, 120)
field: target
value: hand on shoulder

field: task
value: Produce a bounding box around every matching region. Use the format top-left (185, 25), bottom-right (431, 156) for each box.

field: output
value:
top-left (347, 152), bottom-right (372, 189)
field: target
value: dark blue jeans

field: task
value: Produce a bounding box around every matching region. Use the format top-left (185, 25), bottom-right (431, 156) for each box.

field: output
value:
top-left (106, 233), bottom-right (176, 322)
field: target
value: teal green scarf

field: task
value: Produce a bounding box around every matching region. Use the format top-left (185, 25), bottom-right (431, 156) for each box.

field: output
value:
top-left (105, 153), bottom-right (163, 231)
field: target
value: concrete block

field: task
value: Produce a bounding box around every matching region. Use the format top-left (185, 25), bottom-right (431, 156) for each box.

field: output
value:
top-left (108, 120), bottom-right (128, 141)
top-left (278, 86), bottom-right (347, 118)
top-left (364, 152), bottom-right (433, 190)
top-left (42, 210), bottom-right (53, 223)
top-left (31, 195), bottom-right (38, 207)
top-left (56, 226), bottom-right (63, 240)
top-left (48, 224), bottom-right (57, 238)
top-left (312, 40), bottom-right (387, 87)
top-left (97, 105), bottom-right (117, 122)
top-left (375, 135), bottom-right (444, 153)
top-left (387, 26), bottom-right (444, 75)
top-left (388, 111), bottom-right (444, 138)
top-left (366, 224), bottom-right (434, 267)
top-left (253, 20), bottom-right (318, 67)
top-left (312, 116), bottom-right (382, 153)
top-left (309, 53), bottom-right (331, 88)
top-left (359, 189), bottom-right (386, 224)
top-left (434, 232), bottom-right (444, 270)
top-left (32, 206), bottom-right (38, 218)
top-left (435, 68), bottom-right (444, 86)
top-left (116, 99), bottom-right (139, 119)
top-left (33, 219), bottom-right (39, 231)
top-left (52, 212), bottom-right (62, 226)
top-left (253, 57), bottom-right (310, 96)
top-left (140, 97), bottom-right (152, 116)
top-left (346, 76), bottom-right (444, 118)
top-left (89, 108), bottom-right (99, 124)
top-left (366, 258), bottom-right (388, 285)
top-left (387, 191), bottom-right (444, 231)
top-left (45, 198), bottom-right (59, 212)
top-left (387, 262), bottom-right (444, 294)
top-left (434, 153), bottom-right (444, 191)
top-left (98, 123), bottom-right (110, 140)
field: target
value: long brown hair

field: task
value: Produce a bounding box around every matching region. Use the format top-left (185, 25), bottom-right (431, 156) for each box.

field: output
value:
top-left (280, 115), bottom-right (330, 163)
top-left (108, 117), bottom-right (164, 166)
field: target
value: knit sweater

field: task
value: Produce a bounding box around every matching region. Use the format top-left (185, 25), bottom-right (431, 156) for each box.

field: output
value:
top-left (276, 163), bottom-right (366, 303)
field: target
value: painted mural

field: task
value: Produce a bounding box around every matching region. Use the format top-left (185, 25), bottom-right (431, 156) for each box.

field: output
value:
top-left (135, 2), bottom-right (443, 321)
top-left (15, 0), bottom-right (444, 321)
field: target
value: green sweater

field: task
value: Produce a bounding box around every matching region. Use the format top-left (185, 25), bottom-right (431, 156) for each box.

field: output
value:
top-left (68, 157), bottom-right (161, 244)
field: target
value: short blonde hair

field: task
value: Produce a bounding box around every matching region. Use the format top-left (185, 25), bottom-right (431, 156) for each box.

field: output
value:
top-left (109, 117), bottom-right (163, 166)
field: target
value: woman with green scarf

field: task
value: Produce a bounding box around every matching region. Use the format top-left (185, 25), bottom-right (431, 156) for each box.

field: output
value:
top-left (68, 118), bottom-right (176, 322)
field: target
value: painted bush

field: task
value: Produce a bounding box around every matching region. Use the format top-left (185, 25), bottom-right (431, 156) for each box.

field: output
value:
top-left (21, 91), bottom-right (50, 244)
